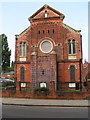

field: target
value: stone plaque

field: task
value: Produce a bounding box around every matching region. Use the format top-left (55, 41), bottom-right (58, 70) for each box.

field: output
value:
top-left (69, 83), bottom-right (76, 87)
top-left (21, 83), bottom-right (26, 87)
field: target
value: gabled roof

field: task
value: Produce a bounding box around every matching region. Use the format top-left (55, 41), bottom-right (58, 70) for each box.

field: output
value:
top-left (28, 4), bottom-right (65, 22)
top-left (15, 26), bottom-right (30, 38)
top-left (63, 23), bottom-right (81, 34)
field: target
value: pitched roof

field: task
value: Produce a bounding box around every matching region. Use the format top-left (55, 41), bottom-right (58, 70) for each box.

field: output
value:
top-left (15, 26), bottom-right (30, 38)
top-left (63, 23), bottom-right (81, 34)
top-left (28, 4), bottom-right (65, 22)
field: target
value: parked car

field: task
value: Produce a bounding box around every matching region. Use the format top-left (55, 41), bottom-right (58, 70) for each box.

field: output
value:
top-left (0, 78), bottom-right (14, 83)
top-left (0, 78), bottom-right (15, 90)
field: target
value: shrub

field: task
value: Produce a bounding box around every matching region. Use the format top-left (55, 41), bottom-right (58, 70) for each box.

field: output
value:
top-left (5, 77), bottom-right (14, 80)
top-left (21, 88), bottom-right (33, 92)
top-left (34, 87), bottom-right (49, 92)
top-left (34, 87), bottom-right (50, 96)
top-left (61, 89), bottom-right (80, 92)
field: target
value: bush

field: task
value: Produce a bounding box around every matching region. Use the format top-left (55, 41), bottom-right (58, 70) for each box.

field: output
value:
top-left (5, 77), bottom-right (14, 80)
top-left (34, 87), bottom-right (50, 96)
top-left (21, 88), bottom-right (33, 92)
top-left (34, 87), bottom-right (49, 92)
top-left (61, 89), bottom-right (80, 92)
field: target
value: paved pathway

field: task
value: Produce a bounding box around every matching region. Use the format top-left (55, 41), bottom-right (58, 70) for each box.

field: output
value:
top-left (2, 98), bottom-right (89, 107)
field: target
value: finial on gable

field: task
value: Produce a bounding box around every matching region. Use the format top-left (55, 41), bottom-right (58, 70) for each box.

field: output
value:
top-left (44, 4), bottom-right (48, 8)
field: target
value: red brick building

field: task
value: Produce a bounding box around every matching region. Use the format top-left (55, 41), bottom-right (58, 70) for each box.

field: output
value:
top-left (82, 60), bottom-right (88, 91)
top-left (15, 5), bottom-right (83, 91)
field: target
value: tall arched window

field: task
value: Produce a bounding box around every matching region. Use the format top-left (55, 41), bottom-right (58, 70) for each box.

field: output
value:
top-left (72, 39), bottom-right (76, 54)
top-left (20, 42), bottom-right (27, 57)
top-left (20, 66), bottom-right (25, 81)
top-left (20, 43), bottom-right (23, 56)
top-left (70, 65), bottom-right (75, 82)
top-left (68, 40), bottom-right (71, 54)
top-left (23, 43), bottom-right (27, 56)
top-left (68, 40), bottom-right (76, 54)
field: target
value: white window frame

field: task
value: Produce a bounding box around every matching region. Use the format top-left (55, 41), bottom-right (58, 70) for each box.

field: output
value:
top-left (68, 40), bottom-right (76, 55)
top-left (20, 43), bottom-right (27, 57)
top-left (40, 40), bottom-right (53, 53)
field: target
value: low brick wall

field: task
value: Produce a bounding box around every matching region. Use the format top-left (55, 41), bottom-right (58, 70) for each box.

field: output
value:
top-left (1, 90), bottom-right (90, 100)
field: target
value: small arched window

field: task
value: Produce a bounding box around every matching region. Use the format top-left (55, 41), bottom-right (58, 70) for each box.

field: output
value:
top-left (20, 66), bottom-right (25, 81)
top-left (45, 10), bottom-right (48, 18)
top-left (53, 29), bottom-right (54, 33)
top-left (38, 31), bottom-right (40, 34)
top-left (70, 65), bottom-right (75, 82)
top-left (43, 30), bottom-right (45, 34)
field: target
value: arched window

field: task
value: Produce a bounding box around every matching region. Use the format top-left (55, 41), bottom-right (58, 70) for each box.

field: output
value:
top-left (68, 40), bottom-right (76, 54)
top-left (20, 66), bottom-right (25, 81)
top-left (70, 65), bottom-right (75, 82)
top-left (68, 40), bottom-right (71, 54)
top-left (48, 30), bottom-right (49, 33)
top-left (20, 43), bottom-right (23, 56)
top-left (38, 31), bottom-right (40, 34)
top-left (20, 42), bottom-right (27, 57)
top-left (72, 39), bottom-right (76, 54)
top-left (43, 30), bottom-right (45, 34)
top-left (23, 43), bottom-right (27, 56)
top-left (53, 29), bottom-right (54, 33)
top-left (45, 10), bottom-right (47, 18)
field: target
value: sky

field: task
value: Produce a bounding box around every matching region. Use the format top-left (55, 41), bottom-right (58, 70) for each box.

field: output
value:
top-left (0, 1), bottom-right (88, 63)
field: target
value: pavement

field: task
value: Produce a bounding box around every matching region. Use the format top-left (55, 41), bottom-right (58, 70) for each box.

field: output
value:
top-left (1, 98), bottom-right (90, 107)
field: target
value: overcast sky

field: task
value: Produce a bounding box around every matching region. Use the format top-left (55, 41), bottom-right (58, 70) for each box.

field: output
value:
top-left (0, 1), bottom-right (88, 63)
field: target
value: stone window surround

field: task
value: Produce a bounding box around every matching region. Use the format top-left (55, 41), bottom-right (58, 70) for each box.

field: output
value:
top-left (70, 65), bottom-right (75, 82)
top-left (68, 39), bottom-right (76, 55)
top-left (40, 40), bottom-right (53, 53)
top-left (20, 42), bottom-right (27, 57)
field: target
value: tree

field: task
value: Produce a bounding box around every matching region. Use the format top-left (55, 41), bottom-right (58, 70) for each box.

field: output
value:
top-left (11, 61), bottom-right (14, 68)
top-left (8, 61), bottom-right (14, 71)
top-left (1, 34), bottom-right (11, 72)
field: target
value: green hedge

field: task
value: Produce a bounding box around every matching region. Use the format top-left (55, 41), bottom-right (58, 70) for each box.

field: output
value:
top-left (34, 87), bottom-right (49, 92)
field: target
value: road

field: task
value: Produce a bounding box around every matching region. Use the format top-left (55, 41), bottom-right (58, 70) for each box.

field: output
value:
top-left (2, 105), bottom-right (88, 118)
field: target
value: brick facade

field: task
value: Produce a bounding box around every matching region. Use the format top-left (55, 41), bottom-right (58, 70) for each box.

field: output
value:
top-left (15, 4), bottom-right (83, 91)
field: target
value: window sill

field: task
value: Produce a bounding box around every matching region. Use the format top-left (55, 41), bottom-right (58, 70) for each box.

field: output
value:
top-left (68, 55), bottom-right (76, 60)
top-left (19, 57), bottom-right (26, 61)
top-left (68, 54), bottom-right (76, 56)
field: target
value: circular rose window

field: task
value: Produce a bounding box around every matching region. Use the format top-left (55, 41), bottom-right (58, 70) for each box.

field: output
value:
top-left (40, 40), bottom-right (53, 53)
